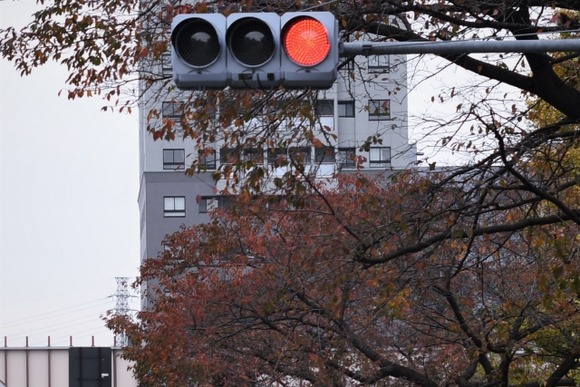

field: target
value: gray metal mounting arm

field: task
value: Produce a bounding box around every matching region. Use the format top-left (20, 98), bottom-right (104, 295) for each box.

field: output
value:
top-left (341, 39), bottom-right (580, 56)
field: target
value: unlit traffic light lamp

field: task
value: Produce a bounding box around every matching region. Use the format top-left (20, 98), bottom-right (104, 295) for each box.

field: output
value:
top-left (170, 12), bottom-right (338, 90)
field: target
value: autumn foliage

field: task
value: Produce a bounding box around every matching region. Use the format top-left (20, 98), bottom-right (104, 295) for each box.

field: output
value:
top-left (109, 168), bottom-right (579, 386)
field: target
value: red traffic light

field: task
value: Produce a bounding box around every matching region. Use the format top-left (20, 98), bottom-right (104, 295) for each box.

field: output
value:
top-left (282, 16), bottom-right (331, 67)
top-left (170, 12), bottom-right (337, 90)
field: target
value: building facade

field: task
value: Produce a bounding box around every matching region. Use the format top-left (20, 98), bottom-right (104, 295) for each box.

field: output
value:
top-left (0, 341), bottom-right (137, 387)
top-left (138, 26), bottom-right (416, 308)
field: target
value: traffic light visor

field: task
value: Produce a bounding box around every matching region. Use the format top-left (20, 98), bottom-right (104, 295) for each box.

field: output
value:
top-left (282, 16), bottom-right (330, 67)
top-left (173, 18), bottom-right (221, 68)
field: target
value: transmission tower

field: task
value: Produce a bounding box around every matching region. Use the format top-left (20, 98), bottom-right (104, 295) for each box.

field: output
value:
top-left (111, 276), bottom-right (133, 347)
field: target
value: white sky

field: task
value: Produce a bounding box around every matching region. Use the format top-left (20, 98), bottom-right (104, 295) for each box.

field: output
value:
top-left (0, 1), bottom-right (140, 347)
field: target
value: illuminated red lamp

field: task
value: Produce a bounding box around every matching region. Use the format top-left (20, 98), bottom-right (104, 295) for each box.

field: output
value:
top-left (282, 16), bottom-right (331, 66)
top-left (281, 12), bottom-right (338, 89)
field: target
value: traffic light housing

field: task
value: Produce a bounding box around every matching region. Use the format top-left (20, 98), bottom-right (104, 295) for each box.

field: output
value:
top-left (170, 12), bottom-right (338, 90)
top-left (281, 12), bottom-right (338, 89)
top-left (226, 13), bottom-right (282, 89)
top-left (171, 13), bottom-right (228, 89)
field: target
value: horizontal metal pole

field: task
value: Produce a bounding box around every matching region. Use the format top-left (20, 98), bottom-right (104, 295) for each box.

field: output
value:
top-left (341, 39), bottom-right (580, 56)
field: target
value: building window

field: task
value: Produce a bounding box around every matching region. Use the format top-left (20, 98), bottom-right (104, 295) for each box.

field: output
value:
top-left (315, 147), bottom-right (335, 163)
top-left (161, 53), bottom-right (172, 75)
top-left (368, 100), bottom-right (391, 120)
top-left (338, 147), bottom-right (356, 169)
top-left (243, 148), bottom-right (264, 165)
top-left (369, 147), bottom-right (391, 167)
top-left (220, 148), bottom-right (240, 165)
top-left (337, 101), bottom-right (355, 117)
top-left (198, 196), bottom-right (217, 214)
top-left (268, 148), bottom-right (287, 166)
top-left (368, 55), bottom-right (391, 72)
top-left (164, 196), bottom-right (186, 217)
top-left (163, 149), bottom-right (185, 170)
top-left (198, 149), bottom-right (216, 170)
top-left (218, 99), bottom-right (237, 121)
top-left (289, 147), bottom-right (311, 164)
top-left (316, 99), bottom-right (334, 116)
top-left (268, 147), bottom-right (311, 166)
top-left (162, 101), bottom-right (183, 119)
top-left (198, 196), bottom-right (233, 213)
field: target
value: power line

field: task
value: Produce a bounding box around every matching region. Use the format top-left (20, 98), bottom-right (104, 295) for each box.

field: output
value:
top-left (0, 298), bottom-right (111, 329)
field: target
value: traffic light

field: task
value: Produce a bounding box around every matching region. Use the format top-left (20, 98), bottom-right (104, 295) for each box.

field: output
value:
top-left (170, 12), bottom-right (339, 90)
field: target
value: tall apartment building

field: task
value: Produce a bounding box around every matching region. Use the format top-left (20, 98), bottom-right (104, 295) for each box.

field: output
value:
top-left (138, 27), bottom-right (417, 308)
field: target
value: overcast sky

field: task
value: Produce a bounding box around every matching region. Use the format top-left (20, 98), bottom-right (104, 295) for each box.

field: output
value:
top-left (1, 1), bottom-right (140, 347)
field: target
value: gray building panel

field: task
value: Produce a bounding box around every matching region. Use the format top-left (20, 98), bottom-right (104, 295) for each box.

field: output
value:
top-left (140, 171), bottom-right (215, 261)
top-left (139, 171), bottom-right (216, 309)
